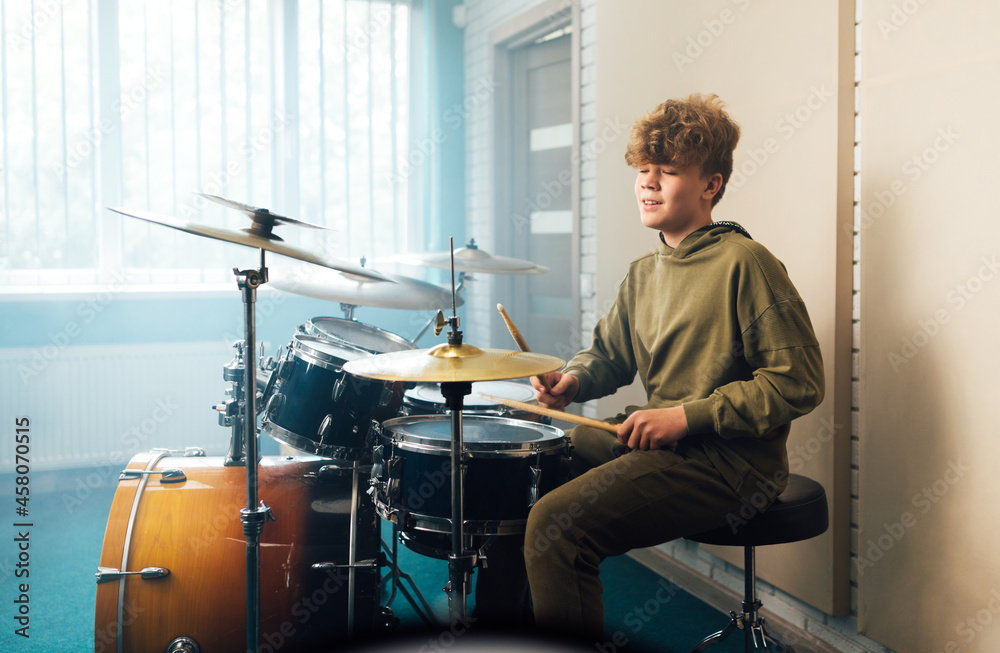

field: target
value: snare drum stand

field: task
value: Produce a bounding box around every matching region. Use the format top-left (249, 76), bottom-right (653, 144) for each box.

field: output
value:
top-left (233, 251), bottom-right (275, 653)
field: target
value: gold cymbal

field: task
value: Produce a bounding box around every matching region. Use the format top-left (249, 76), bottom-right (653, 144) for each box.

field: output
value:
top-left (394, 238), bottom-right (548, 275)
top-left (341, 342), bottom-right (563, 383)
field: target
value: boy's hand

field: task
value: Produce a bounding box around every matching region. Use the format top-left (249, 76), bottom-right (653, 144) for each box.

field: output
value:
top-left (617, 407), bottom-right (688, 451)
top-left (531, 372), bottom-right (579, 411)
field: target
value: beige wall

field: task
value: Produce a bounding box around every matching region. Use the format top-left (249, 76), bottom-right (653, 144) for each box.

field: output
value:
top-left (593, 0), bottom-right (854, 615)
top-left (858, 1), bottom-right (1000, 651)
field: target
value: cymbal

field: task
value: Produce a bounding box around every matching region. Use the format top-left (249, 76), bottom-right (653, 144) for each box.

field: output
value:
top-left (269, 264), bottom-right (463, 311)
top-left (198, 193), bottom-right (332, 234)
top-left (109, 207), bottom-right (387, 281)
top-left (394, 239), bottom-right (548, 275)
top-left (342, 342), bottom-right (563, 383)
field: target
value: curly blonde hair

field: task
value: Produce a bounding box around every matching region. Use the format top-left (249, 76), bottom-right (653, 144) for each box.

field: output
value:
top-left (624, 94), bottom-right (741, 206)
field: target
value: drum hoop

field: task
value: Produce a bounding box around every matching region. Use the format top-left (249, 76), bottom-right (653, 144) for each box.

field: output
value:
top-left (264, 422), bottom-right (368, 461)
top-left (381, 414), bottom-right (565, 454)
top-left (387, 435), bottom-right (567, 458)
top-left (307, 317), bottom-right (416, 354)
top-left (117, 451), bottom-right (172, 653)
top-left (289, 335), bottom-right (359, 371)
top-left (373, 498), bottom-right (527, 536)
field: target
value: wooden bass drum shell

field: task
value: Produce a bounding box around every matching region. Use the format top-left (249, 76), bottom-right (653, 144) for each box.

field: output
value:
top-left (94, 452), bottom-right (379, 653)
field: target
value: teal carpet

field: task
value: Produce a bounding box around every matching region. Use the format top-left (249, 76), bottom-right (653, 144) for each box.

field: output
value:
top-left (0, 477), bottom-right (744, 653)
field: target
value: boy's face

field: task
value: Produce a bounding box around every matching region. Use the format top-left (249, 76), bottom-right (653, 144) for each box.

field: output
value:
top-left (633, 163), bottom-right (719, 240)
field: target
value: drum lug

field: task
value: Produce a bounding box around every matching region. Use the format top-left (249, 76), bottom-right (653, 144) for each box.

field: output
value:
top-left (331, 376), bottom-right (347, 402)
top-left (264, 392), bottom-right (284, 420)
top-left (119, 468), bottom-right (187, 483)
top-left (276, 356), bottom-right (294, 380)
top-left (371, 444), bottom-right (386, 480)
top-left (528, 450), bottom-right (543, 508)
top-left (165, 636), bottom-right (201, 653)
top-left (95, 565), bottom-right (170, 584)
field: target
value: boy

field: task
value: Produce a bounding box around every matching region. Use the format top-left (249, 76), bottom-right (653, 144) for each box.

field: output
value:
top-left (524, 93), bottom-right (825, 641)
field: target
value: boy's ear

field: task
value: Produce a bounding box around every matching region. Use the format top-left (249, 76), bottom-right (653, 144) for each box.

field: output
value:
top-left (703, 173), bottom-right (724, 199)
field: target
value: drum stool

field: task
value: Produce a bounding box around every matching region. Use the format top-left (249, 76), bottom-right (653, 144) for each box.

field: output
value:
top-left (685, 474), bottom-right (828, 653)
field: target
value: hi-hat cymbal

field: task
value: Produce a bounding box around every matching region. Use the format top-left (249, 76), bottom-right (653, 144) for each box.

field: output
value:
top-left (269, 264), bottom-right (462, 311)
top-left (395, 239), bottom-right (548, 275)
top-left (109, 207), bottom-right (388, 281)
top-left (342, 342), bottom-right (563, 383)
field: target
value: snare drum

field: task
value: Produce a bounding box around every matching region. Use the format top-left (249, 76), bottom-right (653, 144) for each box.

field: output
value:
top-left (95, 452), bottom-right (380, 653)
top-left (403, 380), bottom-right (548, 423)
top-left (371, 415), bottom-right (569, 556)
top-left (262, 334), bottom-right (405, 459)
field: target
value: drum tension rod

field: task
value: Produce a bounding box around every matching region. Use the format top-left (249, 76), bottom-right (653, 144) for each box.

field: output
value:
top-left (95, 566), bottom-right (170, 584)
top-left (119, 468), bottom-right (186, 483)
top-left (311, 558), bottom-right (381, 572)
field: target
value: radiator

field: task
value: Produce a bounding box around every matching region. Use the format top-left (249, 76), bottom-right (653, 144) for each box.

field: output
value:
top-left (0, 341), bottom-right (239, 472)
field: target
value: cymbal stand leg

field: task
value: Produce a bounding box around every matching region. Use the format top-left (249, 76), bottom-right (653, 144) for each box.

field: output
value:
top-left (441, 381), bottom-right (475, 626)
top-left (379, 526), bottom-right (442, 628)
top-left (235, 256), bottom-right (274, 653)
top-left (348, 460), bottom-right (359, 637)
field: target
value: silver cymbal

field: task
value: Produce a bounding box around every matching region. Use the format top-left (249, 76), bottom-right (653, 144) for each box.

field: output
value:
top-left (109, 207), bottom-right (388, 281)
top-left (394, 238), bottom-right (548, 275)
top-left (197, 193), bottom-right (333, 234)
top-left (269, 264), bottom-right (462, 311)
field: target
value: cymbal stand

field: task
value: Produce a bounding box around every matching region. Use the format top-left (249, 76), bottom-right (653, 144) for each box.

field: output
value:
top-left (412, 272), bottom-right (469, 344)
top-left (440, 376), bottom-right (475, 625)
top-left (235, 249), bottom-right (275, 653)
top-left (438, 238), bottom-right (478, 625)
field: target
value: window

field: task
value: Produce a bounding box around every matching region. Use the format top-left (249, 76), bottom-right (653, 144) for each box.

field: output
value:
top-left (0, 0), bottom-right (414, 288)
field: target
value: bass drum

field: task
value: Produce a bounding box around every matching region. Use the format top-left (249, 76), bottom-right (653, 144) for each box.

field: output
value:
top-left (95, 452), bottom-right (381, 653)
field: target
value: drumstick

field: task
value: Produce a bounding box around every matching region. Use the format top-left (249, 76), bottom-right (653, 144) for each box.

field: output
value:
top-left (477, 393), bottom-right (619, 435)
top-left (496, 303), bottom-right (554, 392)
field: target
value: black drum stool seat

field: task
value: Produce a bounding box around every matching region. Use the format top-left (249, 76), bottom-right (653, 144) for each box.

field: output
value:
top-left (686, 474), bottom-right (829, 653)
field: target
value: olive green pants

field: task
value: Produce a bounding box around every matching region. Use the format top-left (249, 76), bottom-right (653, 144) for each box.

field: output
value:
top-left (522, 424), bottom-right (746, 642)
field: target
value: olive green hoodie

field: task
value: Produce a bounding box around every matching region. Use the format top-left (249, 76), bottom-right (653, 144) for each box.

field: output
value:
top-left (563, 222), bottom-right (825, 501)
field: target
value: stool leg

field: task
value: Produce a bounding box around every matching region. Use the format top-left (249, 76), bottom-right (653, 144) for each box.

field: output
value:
top-left (688, 545), bottom-right (797, 653)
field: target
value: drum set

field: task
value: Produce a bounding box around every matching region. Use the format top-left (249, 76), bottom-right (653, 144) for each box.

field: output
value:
top-left (94, 198), bottom-right (571, 653)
